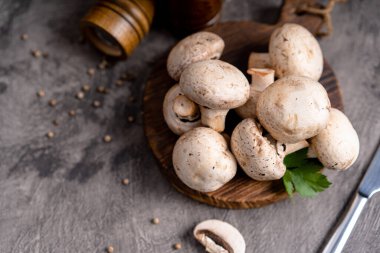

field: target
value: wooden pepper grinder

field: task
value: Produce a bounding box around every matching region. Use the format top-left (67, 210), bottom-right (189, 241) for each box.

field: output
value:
top-left (80, 0), bottom-right (154, 59)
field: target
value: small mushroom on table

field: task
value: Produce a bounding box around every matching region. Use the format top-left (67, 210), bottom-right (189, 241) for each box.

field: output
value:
top-left (167, 31), bottom-right (225, 81)
top-left (256, 75), bottom-right (331, 144)
top-left (193, 219), bottom-right (246, 253)
top-left (163, 84), bottom-right (201, 135)
top-left (310, 108), bottom-right (360, 170)
top-left (172, 127), bottom-right (237, 192)
top-left (179, 60), bottom-right (250, 132)
top-left (249, 23), bottom-right (323, 81)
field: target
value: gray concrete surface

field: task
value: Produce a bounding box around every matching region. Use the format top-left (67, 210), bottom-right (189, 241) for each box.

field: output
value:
top-left (0, 0), bottom-right (379, 252)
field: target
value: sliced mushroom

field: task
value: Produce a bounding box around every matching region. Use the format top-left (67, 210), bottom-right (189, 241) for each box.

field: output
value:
top-left (235, 68), bottom-right (275, 119)
top-left (163, 84), bottom-right (201, 135)
top-left (310, 108), bottom-right (360, 170)
top-left (180, 60), bottom-right (250, 132)
top-left (194, 219), bottom-right (246, 253)
top-left (167, 31), bottom-right (225, 81)
top-left (256, 76), bottom-right (331, 144)
top-left (172, 127), bottom-right (237, 192)
top-left (231, 118), bottom-right (286, 181)
top-left (269, 23), bottom-right (323, 80)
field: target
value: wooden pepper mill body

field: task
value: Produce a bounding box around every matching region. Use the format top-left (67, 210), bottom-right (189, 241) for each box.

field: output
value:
top-left (81, 0), bottom-right (154, 58)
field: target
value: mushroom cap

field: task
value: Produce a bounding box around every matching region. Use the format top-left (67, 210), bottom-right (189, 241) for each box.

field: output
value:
top-left (231, 118), bottom-right (286, 181)
top-left (269, 23), bottom-right (323, 81)
top-left (167, 31), bottom-right (225, 81)
top-left (310, 108), bottom-right (360, 170)
top-left (172, 127), bottom-right (237, 192)
top-left (179, 60), bottom-right (250, 109)
top-left (256, 76), bottom-right (331, 143)
top-left (193, 219), bottom-right (246, 253)
top-left (163, 84), bottom-right (201, 135)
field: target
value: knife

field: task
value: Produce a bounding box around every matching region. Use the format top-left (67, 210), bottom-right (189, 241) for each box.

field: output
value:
top-left (322, 144), bottom-right (380, 253)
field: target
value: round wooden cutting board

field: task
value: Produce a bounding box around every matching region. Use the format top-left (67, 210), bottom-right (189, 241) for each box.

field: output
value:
top-left (143, 1), bottom-right (343, 209)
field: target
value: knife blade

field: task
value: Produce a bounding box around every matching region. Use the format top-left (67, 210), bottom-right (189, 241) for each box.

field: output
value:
top-left (322, 143), bottom-right (380, 253)
top-left (358, 144), bottom-right (380, 198)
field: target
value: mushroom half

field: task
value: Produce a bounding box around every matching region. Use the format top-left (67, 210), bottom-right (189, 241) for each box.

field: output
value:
top-left (310, 108), bottom-right (360, 170)
top-left (180, 59), bottom-right (250, 132)
top-left (194, 219), bottom-right (246, 253)
top-left (256, 75), bottom-right (331, 144)
top-left (172, 127), bottom-right (237, 192)
top-left (167, 31), bottom-right (225, 81)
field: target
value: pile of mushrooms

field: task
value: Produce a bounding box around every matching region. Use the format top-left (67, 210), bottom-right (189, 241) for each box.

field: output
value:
top-left (163, 24), bottom-right (360, 193)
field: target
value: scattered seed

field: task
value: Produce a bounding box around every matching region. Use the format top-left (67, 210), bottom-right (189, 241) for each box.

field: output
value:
top-left (31, 49), bottom-right (42, 58)
top-left (173, 243), bottom-right (182, 250)
top-left (115, 79), bottom-right (124, 87)
top-left (20, 33), bottom-right (29, 41)
top-left (76, 91), bottom-right (85, 100)
top-left (103, 135), bottom-right (112, 143)
top-left (98, 59), bottom-right (108, 69)
top-left (106, 245), bottom-right (114, 253)
top-left (96, 86), bottom-right (105, 93)
top-left (52, 119), bottom-right (59, 126)
top-left (37, 89), bottom-right (45, 97)
top-left (122, 178), bottom-right (129, 185)
top-left (92, 100), bottom-right (101, 108)
top-left (82, 84), bottom-right (91, 92)
top-left (127, 116), bottom-right (135, 123)
top-left (104, 88), bottom-right (110, 94)
top-left (48, 99), bottom-right (57, 107)
top-left (68, 110), bottom-right (77, 117)
top-left (87, 68), bottom-right (95, 76)
top-left (46, 131), bottom-right (55, 139)
top-left (42, 52), bottom-right (49, 58)
top-left (120, 73), bottom-right (135, 81)
top-left (151, 218), bottom-right (160, 224)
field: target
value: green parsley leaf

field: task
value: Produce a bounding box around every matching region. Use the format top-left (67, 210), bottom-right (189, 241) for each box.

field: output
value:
top-left (282, 148), bottom-right (332, 197)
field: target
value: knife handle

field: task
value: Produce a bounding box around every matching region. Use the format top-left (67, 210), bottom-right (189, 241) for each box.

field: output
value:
top-left (321, 193), bottom-right (368, 253)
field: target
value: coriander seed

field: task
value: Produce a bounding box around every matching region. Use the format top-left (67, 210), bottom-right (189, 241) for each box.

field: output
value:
top-left (48, 99), bottom-right (57, 107)
top-left (37, 89), bottom-right (45, 97)
top-left (31, 50), bottom-right (42, 58)
top-left (82, 84), bottom-right (91, 92)
top-left (20, 33), bottom-right (29, 40)
top-left (127, 116), bottom-right (135, 123)
top-left (115, 79), bottom-right (124, 86)
top-left (173, 243), bottom-right (182, 250)
top-left (122, 178), bottom-right (129, 185)
top-left (98, 60), bottom-right (108, 69)
top-left (92, 100), bottom-right (101, 108)
top-left (96, 86), bottom-right (105, 93)
top-left (52, 119), bottom-right (59, 126)
top-left (76, 91), bottom-right (85, 100)
top-left (87, 68), bottom-right (95, 76)
top-left (103, 135), bottom-right (112, 143)
top-left (106, 245), bottom-right (114, 253)
top-left (68, 110), bottom-right (77, 117)
top-left (151, 218), bottom-right (160, 224)
top-left (46, 131), bottom-right (55, 139)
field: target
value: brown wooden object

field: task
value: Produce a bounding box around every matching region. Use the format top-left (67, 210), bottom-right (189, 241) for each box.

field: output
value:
top-left (143, 0), bottom-right (343, 209)
top-left (80, 0), bottom-right (154, 58)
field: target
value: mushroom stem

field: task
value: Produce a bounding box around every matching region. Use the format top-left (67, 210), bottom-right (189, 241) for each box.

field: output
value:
top-left (200, 106), bottom-right (229, 132)
top-left (235, 68), bottom-right (274, 119)
top-left (173, 95), bottom-right (199, 121)
top-left (277, 140), bottom-right (310, 157)
top-left (247, 68), bottom-right (275, 91)
top-left (248, 52), bottom-right (271, 69)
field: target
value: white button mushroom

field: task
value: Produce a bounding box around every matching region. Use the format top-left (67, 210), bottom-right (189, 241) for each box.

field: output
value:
top-left (163, 84), bottom-right (201, 135)
top-left (179, 60), bottom-right (250, 132)
top-left (256, 75), bottom-right (331, 144)
top-left (231, 118), bottom-right (286, 181)
top-left (269, 23), bottom-right (323, 80)
top-left (235, 68), bottom-right (275, 119)
top-left (248, 23), bottom-right (323, 81)
top-left (167, 31), bottom-right (225, 81)
top-left (310, 108), bottom-right (360, 170)
top-left (172, 127), bottom-right (237, 192)
top-left (193, 219), bottom-right (246, 253)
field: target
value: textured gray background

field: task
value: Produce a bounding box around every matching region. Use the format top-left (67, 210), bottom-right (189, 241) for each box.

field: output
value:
top-left (0, 0), bottom-right (379, 252)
